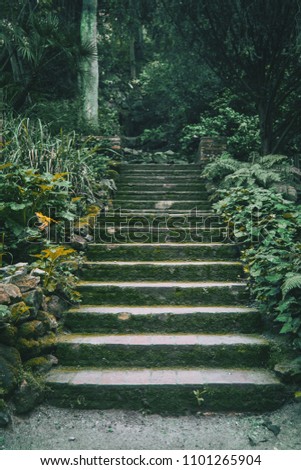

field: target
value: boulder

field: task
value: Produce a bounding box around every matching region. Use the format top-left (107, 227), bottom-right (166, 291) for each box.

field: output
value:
top-left (0, 345), bottom-right (22, 394)
top-left (17, 333), bottom-right (56, 359)
top-left (13, 376), bottom-right (44, 414)
top-left (10, 302), bottom-right (31, 325)
top-left (0, 324), bottom-right (18, 346)
top-left (17, 320), bottom-right (46, 339)
top-left (37, 311), bottom-right (58, 331)
top-left (46, 295), bottom-right (68, 319)
top-left (0, 400), bottom-right (11, 428)
top-left (0, 305), bottom-right (11, 326)
top-left (22, 288), bottom-right (44, 316)
top-left (0, 284), bottom-right (22, 305)
top-left (70, 234), bottom-right (88, 251)
top-left (4, 274), bottom-right (40, 293)
top-left (24, 355), bottom-right (58, 374)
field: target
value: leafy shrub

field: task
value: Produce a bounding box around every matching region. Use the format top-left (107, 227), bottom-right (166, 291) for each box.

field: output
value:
top-left (0, 117), bottom-right (119, 261)
top-left (204, 154), bottom-right (301, 356)
top-left (181, 105), bottom-right (260, 159)
top-left (32, 246), bottom-right (82, 303)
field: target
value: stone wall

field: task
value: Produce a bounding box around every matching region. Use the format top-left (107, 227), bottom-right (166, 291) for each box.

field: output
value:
top-left (0, 263), bottom-right (65, 425)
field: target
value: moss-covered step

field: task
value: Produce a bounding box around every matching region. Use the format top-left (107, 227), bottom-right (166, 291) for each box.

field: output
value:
top-left (80, 261), bottom-right (244, 282)
top-left (116, 191), bottom-right (208, 201)
top-left (78, 281), bottom-right (248, 306)
top-left (113, 201), bottom-right (212, 210)
top-left (96, 212), bottom-right (222, 226)
top-left (120, 171), bottom-right (204, 180)
top-left (118, 183), bottom-right (206, 191)
top-left (87, 243), bottom-right (240, 261)
top-left (56, 333), bottom-right (269, 368)
top-left (93, 227), bottom-right (229, 244)
top-left (64, 306), bottom-right (261, 334)
top-left (119, 164), bottom-right (201, 171)
top-left (119, 165), bottom-right (201, 173)
top-left (46, 367), bottom-right (288, 413)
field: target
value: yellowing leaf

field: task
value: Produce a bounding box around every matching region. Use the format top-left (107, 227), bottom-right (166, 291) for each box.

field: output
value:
top-left (39, 184), bottom-right (54, 191)
top-left (35, 212), bottom-right (57, 230)
top-left (53, 172), bottom-right (68, 181)
top-left (0, 163), bottom-right (13, 171)
top-left (71, 197), bottom-right (82, 202)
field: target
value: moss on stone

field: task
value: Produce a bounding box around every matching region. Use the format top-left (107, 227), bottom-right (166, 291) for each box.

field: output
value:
top-left (56, 341), bottom-right (269, 369)
top-left (18, 320), bottom-right (46, 339)
top-left (10, 302), bottom-right (31, 325)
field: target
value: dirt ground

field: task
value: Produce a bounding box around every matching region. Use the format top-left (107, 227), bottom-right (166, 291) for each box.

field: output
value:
top-left (1, 401), bottom-right (301, 450)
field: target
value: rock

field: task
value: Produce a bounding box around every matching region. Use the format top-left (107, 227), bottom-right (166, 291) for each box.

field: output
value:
top-left (0, 284), bottom-right (22, 305)
top-left (24, 355), bottom-right (58, 374)
top-left (30, 268), bottom-right (46, 278)
top-left (37, 311), bottom-right (58, 331)
top-left (68, 437), bottom-right (76, 442)
top-left (5, 274), bottom-right (40, 293)
top-left (46, 295), bottom-right (68, 318)
top-left (0, 345), bottom-right (22, 394)
top-left (17, 333), bottom-right (56, 359)
top-left (22, 288), bottom-right (44, 316)
top-left (0, 324), bottom-right (18, 346)
top-left (13, 377), bottom-right (44, 414)
top-left (165, 150), bottom-right (175, 156)
top-left (17, 320), bottom-right (46, 339)
top-left (0, 400), bottom-right (11, 428)
top-left (263, 420), bottom-right (281, 436)
top-left (10, 302), bottom-right (31, 324)
top-left (274, 359), bottom-right (301, 383)
top-left (70, 234), bottom-right (88, 251)
top-left (0, 305), bottom-right (11, 326)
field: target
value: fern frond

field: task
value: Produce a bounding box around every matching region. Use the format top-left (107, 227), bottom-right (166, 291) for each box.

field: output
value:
top-left (282, 274), bottom-right (301, 297)
top-left (262, 154), bottom-right (288, 168)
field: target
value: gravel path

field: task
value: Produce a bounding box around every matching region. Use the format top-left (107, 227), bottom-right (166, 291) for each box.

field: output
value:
top-left (1, 402), bottom-right (301, 450)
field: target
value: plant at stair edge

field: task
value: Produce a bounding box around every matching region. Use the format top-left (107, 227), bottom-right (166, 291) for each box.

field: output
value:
top-left (32, 246), bottom-right (82, 304)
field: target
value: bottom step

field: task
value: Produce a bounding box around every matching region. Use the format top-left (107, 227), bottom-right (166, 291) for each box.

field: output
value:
top-left (46, 367), bottom-right (288, 414)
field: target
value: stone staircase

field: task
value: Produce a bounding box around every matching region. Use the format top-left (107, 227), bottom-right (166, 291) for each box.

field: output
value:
top-left (46, 164), bottom-right (287, 414)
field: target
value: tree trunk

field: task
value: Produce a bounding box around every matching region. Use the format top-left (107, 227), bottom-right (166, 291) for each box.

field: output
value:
top-left (80, 0), bottom-right (99, 132)
top-left (257, 102), bottom-right (273, 155)
top-left (129, 36), bottom-right (137, 81)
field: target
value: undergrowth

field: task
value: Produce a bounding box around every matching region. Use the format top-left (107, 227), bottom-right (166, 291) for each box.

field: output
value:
top-left (203, 153), bottom-right (301, 374)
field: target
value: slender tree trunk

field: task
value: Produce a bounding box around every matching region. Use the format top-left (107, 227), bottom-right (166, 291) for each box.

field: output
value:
top-left (129, 36), bottom-right (137, 80)
top-left (258, 102), bottom-right (273, 155)
top-left (80, 0), bottom-right (99, 132)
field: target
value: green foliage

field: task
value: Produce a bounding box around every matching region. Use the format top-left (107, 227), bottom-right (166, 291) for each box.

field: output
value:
top-left (204, 154), bottom-right (301, 352)
top-left (32, 246), bottom-right (81, 303)
top-left (0, 117), bottom-right (118, 261)
top-left (181, 105), bottom-right (260, 159)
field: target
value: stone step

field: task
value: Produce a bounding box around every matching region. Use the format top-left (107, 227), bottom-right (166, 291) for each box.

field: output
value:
top-left (120, 163), bottom-right (201, 169)
top-left (113, 201), bottom-right (212, 210)
top-left (97, 212), bottom-right (220, 225)
top-left (87, 243), bottom-right (240, 261)
top-left (119, 164), bottom-right (201, 172)
top-left (118, 183), bottom-right (206, 191)
top-left (93, 227), bottom-right (229, 244)
top-left (46, 367), bottom-right (287, 413)
top-left (55, 333), bottom-right (269, 368)
top-left (81, 261), bottom-right (244, 282)
top-left (119, 176), bottom-right (204, 184)
top-left (116, 191), bottom-right (208, 201)
top-left (78, 281), bottom-right (248, 306)
top-left (64, 306), bottom-right (261, 334)
top-left (103, 209), bottom-right (215, 217)
top-left (120, 168), bottom-right (201, 174)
